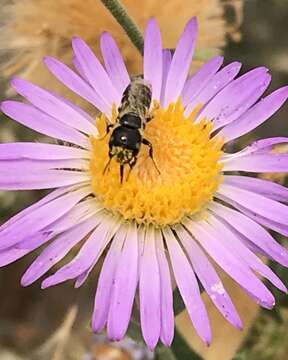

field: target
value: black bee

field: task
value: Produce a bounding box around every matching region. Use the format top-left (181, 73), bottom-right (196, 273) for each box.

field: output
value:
top-left (103, 77), bottom-right (159, 182)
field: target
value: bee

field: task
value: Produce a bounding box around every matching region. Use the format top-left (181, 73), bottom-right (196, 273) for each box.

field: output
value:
top-left (103, 77), bottom-right (159, 182)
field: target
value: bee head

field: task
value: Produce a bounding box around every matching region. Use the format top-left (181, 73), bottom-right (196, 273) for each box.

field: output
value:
top-left (109, 126), bottom-right (142, 156)
top-left (105, 125), bottom-right (142, 182)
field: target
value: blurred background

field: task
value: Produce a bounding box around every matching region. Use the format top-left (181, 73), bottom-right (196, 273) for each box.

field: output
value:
top-left (0, 0), bottom-right (288, 359)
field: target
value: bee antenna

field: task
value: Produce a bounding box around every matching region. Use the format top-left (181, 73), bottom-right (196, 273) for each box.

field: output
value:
top-left (126, 159), bottom-right (137, 181)
top-left (142, 138), bottom-right (161, 176)
top-left (103, 157), bottom-right (112, 175)
top-left (152, 158), bottom-right (161, 175)
top-left (126, 167), bottom-right (132, 181)
top-left (120, 164), bottom-right (124, 183)
top-left (98, 123), bottom-right (114, 141)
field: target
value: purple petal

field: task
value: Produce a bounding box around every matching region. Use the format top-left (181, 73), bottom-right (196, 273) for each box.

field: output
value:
top-left (0, 169), bottom-right (89, 190)
top-left (73, 56), bottom-right (89, 82)
top-left (1, 101), bottom-right (89, 148)
top-left (21, 217), bottom-right (99, 286)
top-left (11, 78), bottom-right (98, 136)
top-left (160, 49), bottom-right (172, 106)
top-left (185, 61), bottom-right (242, 116)
top-left (0, 143), bottom-right (89, 160)
top-left (72, 37), bottom-right (121, 107)
top-left (186, 220), bottom-right (275, 309)
top-left (139, 226), bottom-right (161, 349)
top-left (0, 232), bottom-right (52, 267)
top-left (164, 17), bottom-right (198, 107)
top-left (92, 225), bottom-right (127, 332)
top-left (237, 234), bottom-right (271, 258)
top-left (107, 223), bottom-right (138, 341)
top-left (44, 56), bottom-right (110, 115)
top-left (74, 270), bottom-right (89, 288)
top-left (201, 67), bottom-right (271, 130)
top-left (14, 202), bottom-right (99, 285)
top-left (222, 136), bottom-right (288, 162)
top-left (155, 229), bottom-right (174, 346)
top-left (217, 184), bottom-right (288, 225)
top-left (219, 86), bottom-right (288, 142)
top-left (224, 176), bottom-right (288, 203)
top-left (240, 137), bottom-right (288, 155)
top-left (144, 17), bottom-right (163, 101)
top-left (175, 224), bottom-right (243, 329)
top-left (0, 186), bottom-right (75, 231)
top-left (46, 198), bottom-right (102, 234)
top-left (222, 136), bottom-right (288, 163)
top-left (0, 158), bottom-right (88, 172)
top-left (206, 214), bottom-right (287, 292)
top-left (163, 227), bottom-right (212, 345)
top-left (0, 186), bottom-right (91, 250)
top-left (58, 94), bottom-right (100, 128)
top-left (72, 216), bottom-right (120, 289)
top-left (182, 56), bottom-right (224, 106)
top-left (223, 153), bottom-right (288, 172)
top-left (0, 185), bottom-right (80, 239)
top-left (233, 203), bottom-right (288, 238)
top-left (100, 32), bottom-right (130, 97)
top-left (42, 216), bottom-right (120, 288)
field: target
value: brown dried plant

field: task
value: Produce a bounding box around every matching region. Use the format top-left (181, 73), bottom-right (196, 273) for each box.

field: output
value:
top-left (0, 0), bottom-right (243, 102)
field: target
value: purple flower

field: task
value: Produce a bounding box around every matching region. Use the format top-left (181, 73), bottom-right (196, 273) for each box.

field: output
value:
top-left (1, 17), bottom-right (288, 349)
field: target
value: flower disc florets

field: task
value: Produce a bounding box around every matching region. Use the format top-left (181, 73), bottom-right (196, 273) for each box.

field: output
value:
top-left (90, 100), bottom-right (223, 226)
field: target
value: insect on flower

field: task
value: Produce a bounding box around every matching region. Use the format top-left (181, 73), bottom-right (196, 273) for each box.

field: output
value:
top-left (104, 76), bottom-right (160, 182)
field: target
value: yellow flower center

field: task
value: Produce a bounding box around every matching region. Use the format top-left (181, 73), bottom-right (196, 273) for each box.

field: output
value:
top-left (90, 100), bottom-right (223, 226)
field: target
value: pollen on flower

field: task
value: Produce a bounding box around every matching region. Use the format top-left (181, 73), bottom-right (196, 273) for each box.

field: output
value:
top-left (90, 100), bottom-right (223, 226)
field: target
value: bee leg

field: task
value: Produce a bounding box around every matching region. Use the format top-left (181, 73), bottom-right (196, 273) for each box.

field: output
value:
top-left (103, 153), bottom-right (113, 175)
top-left (120, 164), bottom-right (124, 184)
top-left (142, 138), bottom-right (161, 174)
top-left (146, 102), bottom-right (159, 123)
top-left (127, 157), bottom-right (137, 181)
top-left (98, 123), bottom-right (114, 140)
top-left (146, 114), bottom-right (153, 123)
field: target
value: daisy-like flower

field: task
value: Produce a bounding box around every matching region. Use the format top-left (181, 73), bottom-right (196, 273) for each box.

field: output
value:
top-left (1, 17), bottom-right (288, 349)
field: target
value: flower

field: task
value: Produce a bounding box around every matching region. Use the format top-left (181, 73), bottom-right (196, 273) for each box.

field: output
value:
top-left (1, 17), bottom-right (288, 350)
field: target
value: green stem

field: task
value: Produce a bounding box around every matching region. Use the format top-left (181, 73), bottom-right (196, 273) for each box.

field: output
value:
top-left (171, 328), bottom-right (203, 360)
top-left (155, 346), bottom-right (176, 360)
top-left (173, 287), bottom-right (186, 316)
top-left (100, 0), bottom-right (144, 55)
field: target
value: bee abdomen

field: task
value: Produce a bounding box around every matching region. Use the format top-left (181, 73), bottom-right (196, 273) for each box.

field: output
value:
top-left (119, 78), bottom-right (152, 118)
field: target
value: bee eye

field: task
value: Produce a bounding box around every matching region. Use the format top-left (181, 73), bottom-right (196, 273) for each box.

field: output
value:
top-left (120, 135), bottom-right (127, 144)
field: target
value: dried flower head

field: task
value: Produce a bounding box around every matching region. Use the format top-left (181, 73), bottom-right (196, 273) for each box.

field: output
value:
top-left (0, 0), bottom-right (243, 99)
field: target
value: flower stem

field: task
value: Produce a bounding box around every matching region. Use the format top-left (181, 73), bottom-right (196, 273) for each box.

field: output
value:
top-left (100, 0), bottom-right (144, 55)
top-left (171, 328), bottom-right (203, 360)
